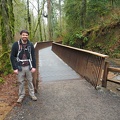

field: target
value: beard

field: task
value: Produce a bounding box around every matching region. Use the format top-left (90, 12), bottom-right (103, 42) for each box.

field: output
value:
top-left (22, 38), bottom-right (28, 43)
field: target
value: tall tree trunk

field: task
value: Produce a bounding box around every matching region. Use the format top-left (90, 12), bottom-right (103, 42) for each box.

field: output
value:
top-left (110, 0), bottom-right (116, 7)
top-left (37, 0), bottom-right (43, 41)
top-left (8, 0), bottom-right (14, 43)
top-left (32, 0), bottom-right (46, 40)
top-left (1, 0), bottom-right (8, 52)
top-left (42, 17), bottom-right (47, 41)
top-left (47, 0), bottom-right (52, 41)
top-left (27, 0), bottom-right (32, 40)
top-left (80, 0), bottom-right (86, 29)
top-left (0, 0), bottom-right (14, 52)
top-left (59, 0), bottom-right (62, 34)
top-left (0, 0), bottom-right (2, 41)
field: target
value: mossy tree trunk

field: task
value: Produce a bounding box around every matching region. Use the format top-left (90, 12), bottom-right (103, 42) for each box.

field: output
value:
top-left (0, 0), bottom-right (14, 53)
top-left (0, 0), bottom-right (14, 75)
top-left (8, 0), bottom-right (15, 42)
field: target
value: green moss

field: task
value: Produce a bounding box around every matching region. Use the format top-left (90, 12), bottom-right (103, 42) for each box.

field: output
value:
top-left (0, 50), bottom-right (12, 75)
top-left (84, 21), bottom-right (120, 57)
top-left (0, 77), bottom-right (4, 84)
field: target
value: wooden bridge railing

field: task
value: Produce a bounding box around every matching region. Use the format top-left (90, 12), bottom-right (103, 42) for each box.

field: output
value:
top-left (52, 42), bottom-right (108, 89)
top-left (102, 62), bottom-right (120, 87)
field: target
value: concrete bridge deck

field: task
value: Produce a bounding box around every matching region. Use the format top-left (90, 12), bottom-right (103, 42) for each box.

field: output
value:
top-left (5, 47), bottom-right (120, 120)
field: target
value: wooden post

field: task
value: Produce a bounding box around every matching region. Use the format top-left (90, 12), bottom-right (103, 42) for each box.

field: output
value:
top-left (102, 62), bottom-right (109, 87)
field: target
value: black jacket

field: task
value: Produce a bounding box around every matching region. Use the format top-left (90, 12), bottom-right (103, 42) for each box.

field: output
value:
top-left (10, 39), bottom-right (36, 70)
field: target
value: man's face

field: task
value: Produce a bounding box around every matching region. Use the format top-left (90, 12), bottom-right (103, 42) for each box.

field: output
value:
top-left (21, 32), bottom-right (29, 42)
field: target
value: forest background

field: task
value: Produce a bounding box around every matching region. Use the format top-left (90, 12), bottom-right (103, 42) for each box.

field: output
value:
top-left (0, 0), bottom-right (120, 82)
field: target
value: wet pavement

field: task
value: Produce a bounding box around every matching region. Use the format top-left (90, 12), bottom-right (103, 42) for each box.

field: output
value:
top-left (39, 47), bottom-right (80, 82)
top-left (5, 47), bottom-right (120, 120)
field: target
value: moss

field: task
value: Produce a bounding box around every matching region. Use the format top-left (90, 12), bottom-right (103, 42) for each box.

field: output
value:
top-left (0, 50), bottom-right (12, 75)
top-left (83, 21), bottom-right (120, 57)
top-left (0, 77), bottom-right (4, 84)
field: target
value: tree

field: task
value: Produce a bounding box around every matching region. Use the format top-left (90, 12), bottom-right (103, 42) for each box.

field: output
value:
top-left (27, 0), bottom-right (32, 39)
top-left (47, 0), bottom-right (52, 40)
top-left (59, 0), bottom-right (62, 34)
top-left (37, 0), bottom-right (43, 41)
top-left (0, 0), bottom-right (14, 52)
top-left (80, 0), bottom-right (86, 29)
top-left (32, 0), bottom-right (46, 41)
top-left (0, 0), bottom-right (14, 75)
top-left (64, 0), bottom-right (82, 32)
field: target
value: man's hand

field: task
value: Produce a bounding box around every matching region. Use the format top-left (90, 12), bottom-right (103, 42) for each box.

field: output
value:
top-left (14, 69), bottom-right (18, 74)
top-left (31, 68), bottom-right (36, 73)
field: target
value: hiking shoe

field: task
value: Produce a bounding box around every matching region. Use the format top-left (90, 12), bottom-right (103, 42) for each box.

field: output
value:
top-left (17, 97), bottom-right (23, 103)
top-left (31, 96), bottom-right (37, 101)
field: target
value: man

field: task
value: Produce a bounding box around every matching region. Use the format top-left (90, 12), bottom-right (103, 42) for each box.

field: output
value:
top-left (10, 30), bottom-right (37, 103)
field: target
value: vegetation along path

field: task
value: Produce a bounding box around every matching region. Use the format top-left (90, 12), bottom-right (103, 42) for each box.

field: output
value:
top-left (4, 47), bottom-right (120, 120)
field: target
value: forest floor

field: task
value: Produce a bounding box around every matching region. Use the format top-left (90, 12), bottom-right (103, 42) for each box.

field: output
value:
top-left (0, 66), bottom-right (120, 120)
top-left (0, 74), bottom-right (18, 120)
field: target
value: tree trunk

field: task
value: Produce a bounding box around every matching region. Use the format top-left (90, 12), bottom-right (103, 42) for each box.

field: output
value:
top-left (8, 0), bottom-right (15, 43)
top-left (27, 0), bottom-right (32, 40)
top-left (1, 0), bottom-right (14, 52)
top-left (59, 0), bottom-right (62, 34)
top-left (42, 17), bottom-right (47, 41)
top-left (47, 0), bottom-right (52, 41)
top-left (37, 0), bottom-right (43, 41)
top-left (80, 0), bottom-right (86, 29)
top-left (32, 0), bottom-right (46, 40)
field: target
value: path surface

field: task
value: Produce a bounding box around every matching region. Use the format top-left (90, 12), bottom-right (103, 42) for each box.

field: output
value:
top-left (5, 47), bottom-right (120, 120)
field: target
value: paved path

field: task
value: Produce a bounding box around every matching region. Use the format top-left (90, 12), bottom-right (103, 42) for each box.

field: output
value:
top-left (5, 47), bottom-right (120, 120)
top-left (39, 47), bottom-right (80, 82)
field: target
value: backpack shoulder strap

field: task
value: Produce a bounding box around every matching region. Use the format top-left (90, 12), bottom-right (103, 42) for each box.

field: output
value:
top-left (27, 41), bottom-right (32, 61)
top-left (18, 40), bottom-right (22, 51)
top-left (16, 40), bottom-right (22, 62)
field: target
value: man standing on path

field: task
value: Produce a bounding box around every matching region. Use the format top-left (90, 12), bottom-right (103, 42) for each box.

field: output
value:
top-left (10, 30), bottom-right (37, 103)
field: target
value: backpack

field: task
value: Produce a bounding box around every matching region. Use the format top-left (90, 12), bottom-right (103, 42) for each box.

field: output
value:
top-left (16, 40), bottom-right (33, 70)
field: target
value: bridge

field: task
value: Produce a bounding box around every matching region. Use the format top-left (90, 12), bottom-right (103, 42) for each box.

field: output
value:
top-left (33, 41), bottom-right (120, 92)
top-left (5, 41), bottom-right (120, 120)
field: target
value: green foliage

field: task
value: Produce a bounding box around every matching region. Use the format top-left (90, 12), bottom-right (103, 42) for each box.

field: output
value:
top-left (112, 53), bottom-right (120, 58)
top-left (76, 33), bottom-right (88, 43)
top-left (62, 32), bottom-right (75, 46)
top-left (87, 0), bottom-right (109, 16)
top-left (63, 0), bottom-right (114, 47)
top-left (109, 45), bottom-right (120, 58)
top-left (63, 31), bottom-right (88, 48)
top-left (13, 0), bottom-right (27, 32)
top-left (0, 77), bottom-right (4, 84)
top-left (0, 51), bottom-right (12, 75)
top-left (83, 21), bottom-right (120, 58)
top-left (64, 0), bottom-right (82, 31)
top-left (86, 0), bottom-right (110, 27)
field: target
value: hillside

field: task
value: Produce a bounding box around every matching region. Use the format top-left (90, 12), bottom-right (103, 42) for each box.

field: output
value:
top-left (83, 21), bottom-right (120, 58)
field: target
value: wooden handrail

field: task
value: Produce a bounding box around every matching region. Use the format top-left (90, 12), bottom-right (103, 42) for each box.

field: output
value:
top-left (53, 42), bottom-right (108, 58)
top-left (108, 67), bottom-right (120, 72)
top-left (107, 79), bottom-right (120, 84)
